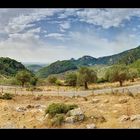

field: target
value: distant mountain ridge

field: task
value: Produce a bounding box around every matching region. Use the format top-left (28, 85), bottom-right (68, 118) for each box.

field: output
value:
top-left (36, 45), bottom-right (140, 78)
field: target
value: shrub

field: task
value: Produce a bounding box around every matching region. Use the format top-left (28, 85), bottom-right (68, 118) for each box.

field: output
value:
top-left (55, 80), bottom-right (63, 86)
top-left (0, 93), bottom-right (13, 100)
top-left (51, 114), bottom-right (65, 127)
top-left (65, 72), bottom-right (77, 86)
top-left (47, 75), bottom-right (57, 84)
top-left (45, 103), bottom-right (78, 117)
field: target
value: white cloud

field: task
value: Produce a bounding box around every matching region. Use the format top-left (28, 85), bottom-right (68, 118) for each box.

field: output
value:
top-left (59, 21), bottom-right (70, 32)
top-left (4, 9), bottom-right (63, 34)
top-left (45, 33), bottom-right (65, 40)
top-left (76, 8), bottom-right (140, 29)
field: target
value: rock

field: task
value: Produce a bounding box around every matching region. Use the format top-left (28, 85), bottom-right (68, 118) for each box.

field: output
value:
top-left (92, 99), bottom-right (100, 103)
top-left (112, 110), bottom-right (118, 113)
top-left (86, 123), bottom-right (96, 129)
top-left (26, 105), bottom-right (34, 109)
top-left (90, 114), bottom-right (106, 123)
top-left (118, 98), bottom-right (128, 104)
top-left (16, 107), bottom-right (26, 112)
top-left (1, 122), bottom-right (16, 128)
top-left (130, 114), bottom-right (140, 121)
top-left (104, 99), bottom-right (109, 103)
top-left (65, 116), bottom-right (76, 123)
top-left (66, 108), bottom-right (85, 122)
top-left (114, 104), bottom-right (122, 108)
top-left (118, 115), bottom-right (130, 122)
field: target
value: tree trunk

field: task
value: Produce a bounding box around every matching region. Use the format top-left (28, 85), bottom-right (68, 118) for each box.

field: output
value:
top-left (84, 82), bottom-right (88, 90)
top-left (22, 82), bottom-right (24, 88)
top-left (119, 81), bottom-right (123, 87)
top-left (131, 78), bottom-right (134, 82)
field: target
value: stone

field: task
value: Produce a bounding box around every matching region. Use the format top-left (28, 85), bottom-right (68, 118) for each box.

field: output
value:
top-left (66, 108), bottom-right (85, 122)
top-left (65, 116), bottom-right (76, 123)
top-left (114, 104), bottom-right (122, 108)
top-left (16, 107), bottom-right (26, 112)
top-left (118, 98), bottom-right (128, 104)
top-left (90, 114), bottom-right (106, 123)
top-left (130, 114), bottom-right (140, 121)
top-left (118, 115), bottom-right (130, 122)
top-left (104, 99), bottom-right (109, 103)
top-left (92, 99), bottom-right (100, 103)
top-left (26, 105), bottom-right (34, 109)
top-left (86, 123), bottom-right (96, 129)
top-left (1, 122), bottom-right (16, 128)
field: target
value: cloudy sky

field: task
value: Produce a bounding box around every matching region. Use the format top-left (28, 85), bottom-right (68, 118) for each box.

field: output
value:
top-left (1, 8), bottom-right (140, 63)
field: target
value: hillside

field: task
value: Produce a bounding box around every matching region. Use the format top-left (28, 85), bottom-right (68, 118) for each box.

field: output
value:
top-left (36, 45), bottom-right (140, 78)
top-left (0, 57), bottom-right (27, 76)
top-left (26, 65), bottom-right (43, 73)
top-left (36, 60), bottom-right (77, 78)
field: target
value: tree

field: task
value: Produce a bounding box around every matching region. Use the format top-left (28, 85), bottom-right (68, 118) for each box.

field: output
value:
top-left (16, 70), bottom-right (32, 87)
top-left (65, 72), bottom-right (77, 86)
top-left (47, 75), bottom-right (57, 85)
top-left (105, 65), bottom-right (128, 86)
top-left (77, 67), bottom-right (97, 89)
top-left (128, 68), bottom-right (139, 82)
top-left (30, 76), bottom-right (38, 86)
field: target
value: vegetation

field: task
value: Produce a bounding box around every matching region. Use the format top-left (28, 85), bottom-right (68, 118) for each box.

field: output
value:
top-left (50, 114), bottom-right (65, 127)
top-left (0, 93), bottom-right (13, 100)
top-left (0, 57), bottom-right (27, 76)
top-left (77, 67), bottom-right (97, 89)
top-left (128, 68), bottom-right (139, 82)
top-left (36, 60), bottom-right (77, 78)
top-left (105, 65), bottom-right (129, 86)
top-left (65, 72), bottom-right (77, 86)
top-left (45, 103), bottom-right (78, 117)
top-left (16, 70), bottom-right (32, 87)
top-left (47, 75), bottom-right (57, 84)
top-left (26, 64), bottom-right (43, 73)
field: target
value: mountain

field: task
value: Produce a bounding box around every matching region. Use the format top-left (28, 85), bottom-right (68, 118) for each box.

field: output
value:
top-left (36, 45), bottom-right (140, 78)
top-left (26, 65), bottom-right (44, 73)
top-left (0, 57), bottom-right (27, 76)
top-left (36, 60), bottom-right (77, 78)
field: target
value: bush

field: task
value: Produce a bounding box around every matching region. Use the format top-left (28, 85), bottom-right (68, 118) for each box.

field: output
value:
top-left (45, 103), bottom-right (78, 117)
top-left (55, 80), bottom-right (63, 86)
top-left (47, 75), bottom-right (57, 84)
top-left (51, 114), bottom-right (65, 127)
top-left (65, 72), bottom-right (77, 86)
top-left (0, 93), bottom-right (13, 100)
top-left (26, 87), bottom-right (43, 92)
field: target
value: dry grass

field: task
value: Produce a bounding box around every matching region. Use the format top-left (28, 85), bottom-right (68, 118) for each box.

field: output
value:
top-left (0, 91), bottom-right (139, 128)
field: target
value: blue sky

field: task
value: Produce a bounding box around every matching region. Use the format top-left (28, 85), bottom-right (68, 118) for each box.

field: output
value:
top-left (0, 8), bottom-right (140, 63)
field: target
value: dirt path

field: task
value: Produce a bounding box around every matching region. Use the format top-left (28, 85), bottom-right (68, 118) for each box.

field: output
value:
top-left (0, 84), bottom-right (140, 97)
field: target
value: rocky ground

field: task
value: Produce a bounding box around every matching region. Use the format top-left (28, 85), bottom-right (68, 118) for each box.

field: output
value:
top-left (0, 92), bottom-right (140, 128)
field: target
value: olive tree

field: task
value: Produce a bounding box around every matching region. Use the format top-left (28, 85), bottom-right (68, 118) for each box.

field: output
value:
top-left (65, 72), bottom-right (77, 86)
top-left (16, 70), bottom-right (32, 87)
top-left (128, 68), bottom-right (139, 82)
top-left (77, 67), bottom-right (97, 90)
top-left (105, 65), bottom-right (129, 86)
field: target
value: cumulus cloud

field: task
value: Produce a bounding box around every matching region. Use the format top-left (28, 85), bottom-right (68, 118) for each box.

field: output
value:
top-left (76, 8), bottom-right (140, 29)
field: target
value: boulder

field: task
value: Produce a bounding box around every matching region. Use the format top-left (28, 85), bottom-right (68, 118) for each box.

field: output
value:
top-left (66, 108), bottom-right (85, 123)
top-left (130, 114), bottom-right (140, 121)
top-left (65, 116), bottom-right (76, 123)
top-left (86, 123), bottom-right (96, 129)
top-left (118, 115), bottom-right (130, 122)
